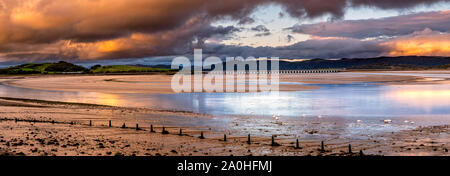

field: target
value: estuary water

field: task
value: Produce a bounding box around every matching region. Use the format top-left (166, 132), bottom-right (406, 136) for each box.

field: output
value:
top-left (1, 72), bottom-right (450, 130)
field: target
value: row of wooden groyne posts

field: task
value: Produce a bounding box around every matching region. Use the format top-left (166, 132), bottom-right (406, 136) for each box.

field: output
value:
top-left (1, 117), bottom-right (364, 156)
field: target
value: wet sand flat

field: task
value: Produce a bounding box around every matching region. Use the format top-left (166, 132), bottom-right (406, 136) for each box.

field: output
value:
top-left (1, 74), bottom-right (320, 93)
top-left (0, 71), bottom-right (433, 94)
top-left (1, 75), bottom-right (177, 94)
top-left (0, 97), bottom-right (449, 156)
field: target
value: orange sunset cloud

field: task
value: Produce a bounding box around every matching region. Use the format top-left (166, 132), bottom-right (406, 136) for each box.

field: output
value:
top-left (383, 29), bottom-right (450, 57)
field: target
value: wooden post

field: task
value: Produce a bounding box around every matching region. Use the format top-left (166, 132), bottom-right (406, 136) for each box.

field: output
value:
top-left (136, 124), bottom-right (139, 130)
top-left (348, 144), bottom-right (352, 153)
top-left (272, 135), bottom-right (275, 146)
top-left (247, 134), bottom-right (251, 144)
top-left (109, 120), bottom-right (111, 127)
top-left (150, 124), bottom-right (155, 133)
top-left (224, 134), bottom-right (227, 141)
top-left (295, 139), bottom-right (300, 149)
top-left (162, 126), bottom-right (169, 134)
top-left (199, 131), bottom-right (205, 139)
top-left (179, 129), bottom-right (183, 136)
top-left (321, 141), bottom-right (325, 152)
top-left (271, 135), bottom-right (280, 146)
top-left (89, 120), bottom-right (92, 126)
top-left (272, 135), bottom-right (274, 145)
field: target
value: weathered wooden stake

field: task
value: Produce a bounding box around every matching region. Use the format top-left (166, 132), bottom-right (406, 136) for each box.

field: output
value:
top-left (272, 135), bottom-right (275, 146)
top-left (109, 120), bottom-right (111, 127)
top-left (162, 126), bottom-right (169, 134)
top-left (136, 124), bottom-right (139, 130)
top-left (179, 129), bottom-right (183, 136)
top-left (150, 124), bottom-right (155, 133)
top-left (199, 131), bottom-right (205, 139)
top-left (348, 144), bottom-right (352, 153)
top-left (89, 120), bottom-right (92, 126)
top-left (321, 141), bottom-right (325, 152)
top-left (271, 135), bottom-right (280, 146)
top-left (224, 134), bottom-right (227, 141)
top-left (247, 134), bottom-right (251, 144)
top-left (295, 139), bottom-right (300, 149)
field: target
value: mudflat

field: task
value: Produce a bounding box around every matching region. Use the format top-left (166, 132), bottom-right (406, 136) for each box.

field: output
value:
top-left (0, 71), bottom-right (438, 94)
top-left (1, 71), bottom-right (449, 156)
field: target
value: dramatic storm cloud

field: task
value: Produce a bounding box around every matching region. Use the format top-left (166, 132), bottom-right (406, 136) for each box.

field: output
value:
top-left (289, 10), bottom-right (450, 39)
top-left (204, 38), bottom-right (386, 59)
top-left (0, 0), bottom-right (449, 61)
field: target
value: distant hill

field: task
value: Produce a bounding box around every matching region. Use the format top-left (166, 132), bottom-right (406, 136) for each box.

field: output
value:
top-left (199, 56), bottom-right (450, 71)
top-left (204, 56), bottom-right (450, 71)
top-left (2, 56), bottom-right (450, 75)
top-left (277, 56), bottom-right (450, 70)
top-left (0, 61), bottom-right (177, 75)
top-left (0, 61), bottom-right (87, 74)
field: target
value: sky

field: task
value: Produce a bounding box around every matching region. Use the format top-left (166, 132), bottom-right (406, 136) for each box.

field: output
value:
top-left (1, 0), bottom-right (450, 66)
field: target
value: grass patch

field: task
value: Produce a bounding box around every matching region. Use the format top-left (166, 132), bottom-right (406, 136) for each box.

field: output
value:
top-left (0, 61), bottom-right (176, 75)
top-left (0, 61), bottom-right (86, 75)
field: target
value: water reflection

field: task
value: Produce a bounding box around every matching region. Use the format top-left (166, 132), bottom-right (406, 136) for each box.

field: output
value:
top-left (163, 83), bottom-right (450, 119)
top-left (1, 72), bottom-right (450, 126)
top-left (384, 85), bottom-right (450, 112)
top-left (0, 85), bottom-right (130, 107)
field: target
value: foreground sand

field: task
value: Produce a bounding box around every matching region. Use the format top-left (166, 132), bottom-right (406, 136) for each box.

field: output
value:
top-left (0, 97), bottom-right (449, 156)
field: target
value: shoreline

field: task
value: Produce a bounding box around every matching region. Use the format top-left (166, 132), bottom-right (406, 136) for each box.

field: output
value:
top-left (0, 71), bottom-right (441, 94)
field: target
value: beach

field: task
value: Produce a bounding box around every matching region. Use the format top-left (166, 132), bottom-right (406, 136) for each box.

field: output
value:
top-left (1, 71), bottom-right (450, 156)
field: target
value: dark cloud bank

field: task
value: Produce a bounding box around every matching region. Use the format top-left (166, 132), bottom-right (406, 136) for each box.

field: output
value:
top-left (288, 10), bottom-right (450, 39)
top-left (0, 0), bottom-right (449, 63)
